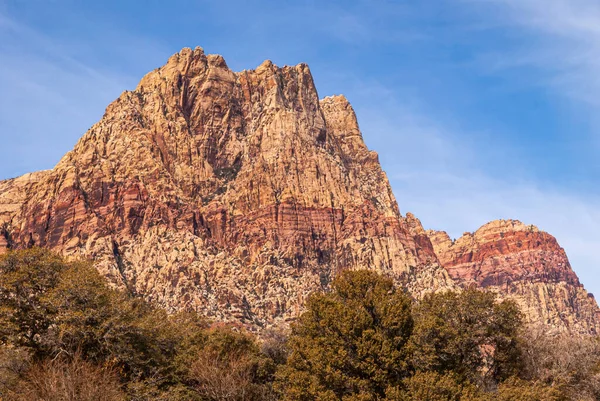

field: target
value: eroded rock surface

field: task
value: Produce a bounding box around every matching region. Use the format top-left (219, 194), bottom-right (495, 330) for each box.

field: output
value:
top-left (428, 220), bottom-right (600, 334)
top-left (1, 47), bottom-right (597, 333)
top-left (0, 48), bottom-right (454, 327)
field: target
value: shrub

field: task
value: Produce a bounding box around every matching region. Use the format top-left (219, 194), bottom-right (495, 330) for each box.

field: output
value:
top-left (0, 346), bottom-right (31, 398)
top-left (188, 327), bottom-right (278, 401)
top-left (519, 327), bottom-right (600, 400)
top-left (9, 354), bottom-right (126, 401)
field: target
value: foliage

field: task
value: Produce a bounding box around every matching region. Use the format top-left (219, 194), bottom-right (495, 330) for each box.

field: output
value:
top-left (0, 248), bottom-right (187, 386)
top-left (519, 327), bottom-right (600, 400)
top-left (277, 269), bottom-right (414, 400)
top-left (410, 288), bottom-right (523, 385)
top-left (187, 327), bottom-right (278, 401)
top-left (0, 345), bottom-right (31, 398)
top-left (0, 249), bottom-right (598, 400)
top-left (0, 248), bottom-right (67, 352)
top-left (387, 371), bottom-right (483, 401)
top-left (0, 249), bottom-right (284, 400)
top-left (8, 353), bottom-right (126, 401)
top-left (494, 377), bottom-right (565, 401)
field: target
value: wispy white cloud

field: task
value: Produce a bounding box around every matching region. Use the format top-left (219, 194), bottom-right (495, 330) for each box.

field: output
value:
top-left (439, 1), bottom-right (600, 292)
top-left (465, 0), bottom-right (600, 107)
top-left (318, 1), bottom-right (600, 297)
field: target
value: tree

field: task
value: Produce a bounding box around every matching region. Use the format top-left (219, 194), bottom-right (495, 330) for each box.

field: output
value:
top-left (410, 288), bottom-right (523, 386)
top-left (277, 269), bottom-right (414, 400)
top-left (0, 248), bottom-right (67, 352)
top-left (0, 249), bottom-right (203, 396)
top-left (42, 259), bottom-right (119, 360)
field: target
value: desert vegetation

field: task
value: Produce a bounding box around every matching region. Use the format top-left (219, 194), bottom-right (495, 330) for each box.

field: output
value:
top-left (0, 248), bottom-right (598, 400)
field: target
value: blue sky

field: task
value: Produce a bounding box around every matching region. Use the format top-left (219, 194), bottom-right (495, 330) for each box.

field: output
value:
top-left (1, 0), bottom-right (600, 295)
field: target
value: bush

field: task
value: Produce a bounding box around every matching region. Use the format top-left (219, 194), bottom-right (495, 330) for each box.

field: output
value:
top-left (8, 354), bottom-right (126, 401)
top-left (0, 346), bottom-right (31, 398)
top-left (519, 328), bottom-right (600, 400)
top-left (187, 327), bottom-right (278, 401)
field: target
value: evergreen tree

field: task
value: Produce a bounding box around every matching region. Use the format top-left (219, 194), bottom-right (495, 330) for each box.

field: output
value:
top-left (277, 270), bottom-right (414, 400)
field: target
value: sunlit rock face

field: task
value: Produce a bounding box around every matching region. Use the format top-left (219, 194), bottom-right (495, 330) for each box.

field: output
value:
top-left (0, 48), bottom-right (454, 328)
top-left (1, 48), bottom-right (597, 333)
top-left (428, 220), bottom-right (600, 335)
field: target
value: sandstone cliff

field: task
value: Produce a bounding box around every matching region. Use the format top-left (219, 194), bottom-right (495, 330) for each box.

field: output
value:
top-left (0, 47), bottom-right (454, 327)
top-left (427, 220), bottom-right (600, 334)
top-left (1, 47), bottom-right (597, 334)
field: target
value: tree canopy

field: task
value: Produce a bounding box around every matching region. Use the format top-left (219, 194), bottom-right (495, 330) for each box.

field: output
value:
top-left (278, 270), bottom-right (414, 400)
top-left (410, 288), bottom-right (523, 385)
top-left (0, 249), bottom-right (589, 400)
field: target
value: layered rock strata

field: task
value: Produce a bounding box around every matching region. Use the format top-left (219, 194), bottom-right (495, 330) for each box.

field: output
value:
top-left (0, 47), bottom-right (454, 327)
top-left (1, 47), bottom-right (597, 334)
top-left (428, 220), bottom-right (600, 334)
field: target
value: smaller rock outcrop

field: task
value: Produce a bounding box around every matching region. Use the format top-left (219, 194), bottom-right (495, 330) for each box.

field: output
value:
top-left (427, 220), bottom-right (600, 334)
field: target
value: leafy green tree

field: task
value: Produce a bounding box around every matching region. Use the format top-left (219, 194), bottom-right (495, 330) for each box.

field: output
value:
top-left (277, 269), bottom-right (414, 401)
top-left (410, 288), bottom-right (523, 385)
top-left (411, 289), bottom-right (521, 382)
top-left (0, 249), bottom-right (200, 394)
top-left (43, 259), bottom-right (118, 359)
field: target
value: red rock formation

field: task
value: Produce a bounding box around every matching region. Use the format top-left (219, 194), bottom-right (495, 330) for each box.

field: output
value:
top-left (428, 220), bottom-right (600, 334)
top-left (0, 48), bottom-right (453, 327)
top-left (1, 47), bottom-right (597, 334)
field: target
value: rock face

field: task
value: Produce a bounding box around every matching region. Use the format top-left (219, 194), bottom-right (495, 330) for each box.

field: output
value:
top-left (0, 47), bottom-right (597, 333)
top-left (0, 47), bottom-right (454, 327)
top-left (428, 220), bottom-right (600, 334)
top-left (0, 171), bottom-right (50, 252)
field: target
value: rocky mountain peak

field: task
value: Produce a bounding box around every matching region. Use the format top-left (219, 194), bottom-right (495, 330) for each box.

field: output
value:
top-left (0, 49), bottom-right (454, 327)
top-left (474, 219), bottom-right (539, 236)
top-left (0, 48), bottom-right (597, 333)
